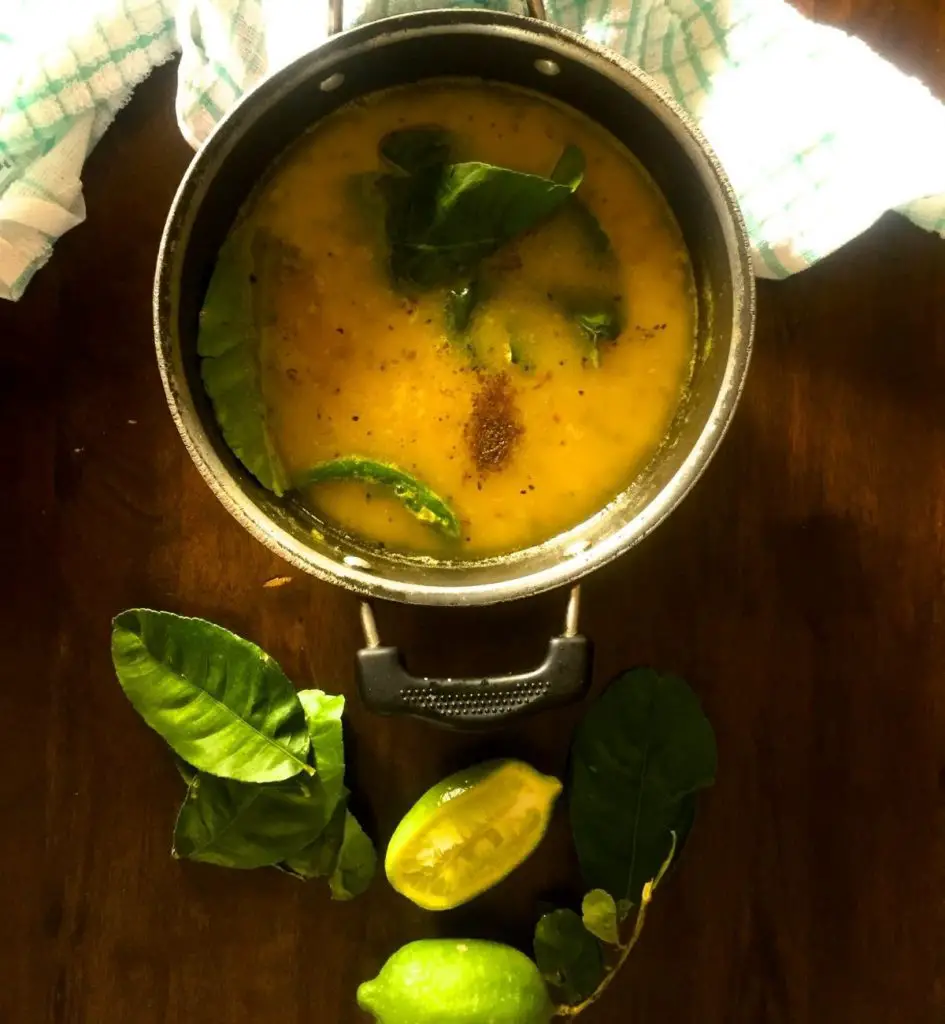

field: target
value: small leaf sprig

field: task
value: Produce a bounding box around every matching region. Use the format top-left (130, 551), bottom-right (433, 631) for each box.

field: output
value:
top-left (550, 835), bottom-right (677, 1017)
top-left (534, 669), bottom-right (718, 1016)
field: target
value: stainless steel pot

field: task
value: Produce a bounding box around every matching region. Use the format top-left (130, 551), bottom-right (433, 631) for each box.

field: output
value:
top-left (154, 6), bottom-right (754, 726)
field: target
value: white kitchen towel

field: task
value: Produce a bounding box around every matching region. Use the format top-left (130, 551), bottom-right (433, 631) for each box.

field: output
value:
top-left (2, 0), bottom-right (944, 300)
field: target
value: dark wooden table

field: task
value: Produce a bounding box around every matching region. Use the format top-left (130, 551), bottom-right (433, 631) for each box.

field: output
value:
top-left (3, 3), bottom-right (944, 1021)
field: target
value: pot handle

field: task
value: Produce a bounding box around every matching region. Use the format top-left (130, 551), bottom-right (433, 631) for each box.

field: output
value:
top-left (328, 0), bottom-right (548, 34)
top-left (356, 586), bottom-right (591, 728)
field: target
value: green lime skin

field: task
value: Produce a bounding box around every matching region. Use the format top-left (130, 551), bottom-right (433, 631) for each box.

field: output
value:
top-left (357, 939), bottom-right (554, 1024)
top-left (384, 759), bottom-right (562, 911)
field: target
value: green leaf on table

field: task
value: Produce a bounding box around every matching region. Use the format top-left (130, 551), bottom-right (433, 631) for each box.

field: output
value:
top-left (533, 908), bottom-right (605, 1006)
top-left (197, 226), bottom-right (290, 495)
top-left (581, 889), bottom-right (620, 945)
top-left (328, 810), bottom-right (377, 900)
top-left (280, 798), bottom-right (348, 881)
top-left (111, 609), bottom-right (312, 783)
top-left (669, 791), bottom-right (697, 866)
top-left (282, 802), bottom-right (377, 899)
top-left (569, 668), bottom-right (717, 905)
top-left (297, 689), bottom-right (346, 817)
top-left (280, 690), bottom-right (348, 876)
top-left (173, 769), bottom-right (329, 869)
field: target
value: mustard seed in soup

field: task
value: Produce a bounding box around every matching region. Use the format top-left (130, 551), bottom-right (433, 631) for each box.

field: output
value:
top-left (200, 81), bottom-right (696, 557)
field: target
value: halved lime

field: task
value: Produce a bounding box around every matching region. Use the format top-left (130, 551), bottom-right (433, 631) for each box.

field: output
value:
top-left (385, 759), bottom-right (562, 911)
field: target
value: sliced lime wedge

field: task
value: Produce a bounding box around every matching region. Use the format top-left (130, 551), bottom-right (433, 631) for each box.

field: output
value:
top-left (385, 759), bottom-right (561, 911)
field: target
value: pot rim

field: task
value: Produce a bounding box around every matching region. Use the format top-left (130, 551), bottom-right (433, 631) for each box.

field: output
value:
top-left (154, 8), bottom-right (755, 607)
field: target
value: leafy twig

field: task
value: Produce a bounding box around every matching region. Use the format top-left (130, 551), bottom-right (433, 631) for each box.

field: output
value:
top-left (554, 832), bottom-right (677, 1018)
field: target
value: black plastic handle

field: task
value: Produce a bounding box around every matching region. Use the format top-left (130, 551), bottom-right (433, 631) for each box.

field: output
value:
top-left (357, 636), bottom-right (591, 728)
top-left (356, 588), bottom-right (591, 729)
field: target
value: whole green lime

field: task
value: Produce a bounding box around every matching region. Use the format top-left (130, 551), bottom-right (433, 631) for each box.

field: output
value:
top-left (357, 939), bottom-right (554, 1024)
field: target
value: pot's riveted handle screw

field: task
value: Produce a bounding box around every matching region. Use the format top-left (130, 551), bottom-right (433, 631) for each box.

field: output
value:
top-left (359, 601), bottom-right (381, 649)
top-left (356, 585), bottom-right (591, 729)
top-left (526, 0), bottom-right (548, 20)
top-left (563, 582), bottom-right (580, 637)
top-left (328, 0), bottom-right (344, 35)
top-left (329, 0), bottom-right (547, 41)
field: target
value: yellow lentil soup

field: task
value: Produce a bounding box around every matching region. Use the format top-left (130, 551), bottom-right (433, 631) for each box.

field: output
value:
top-left (199, 81), bottom-right (696, 558)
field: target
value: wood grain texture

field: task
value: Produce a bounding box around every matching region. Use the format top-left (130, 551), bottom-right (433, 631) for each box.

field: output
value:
top-left (1, 3), bottom-right (944, 1019)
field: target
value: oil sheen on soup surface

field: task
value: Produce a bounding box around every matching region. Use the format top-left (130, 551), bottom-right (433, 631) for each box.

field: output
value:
top-left (250, 81), bottom-right (694, 557)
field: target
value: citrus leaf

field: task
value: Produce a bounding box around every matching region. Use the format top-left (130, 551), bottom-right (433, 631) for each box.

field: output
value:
top-left (569, 669), bottom-right (717, 904)
top-left (380, 127), bottom-right (452, 174)
top-left (297, 689), bottom-right (346, 816)
top-left (550, 144), bottom-right (586, 189)
top-left (111, 609), bottom-right (311, 783)
top-left (197, 227), bottom-right (289, 495)
top-left (666, 791), bottom-right (697, 873)
top-left (393, 163), bottom-right (579, 287)
top-left (274, 693), bottom-right (351, 881)
top-left (568, 198), bottom-right (613, 255)
top-left (173, 770), bottom-right (329, 869)
top-left (581, 889), bottom-right (620, 945)
top-left (329, 811), bottom-right (377, 900)
top-left (533, 908), bottom-right (604, 1006)
top-left (385, 141), bottom-right (584, 289)
top-left (279, 798), bottom-right (348, 880)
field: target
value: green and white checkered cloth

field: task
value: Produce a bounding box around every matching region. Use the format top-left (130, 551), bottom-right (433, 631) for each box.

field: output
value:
top-left (2, 0), bottom-right (944, 300)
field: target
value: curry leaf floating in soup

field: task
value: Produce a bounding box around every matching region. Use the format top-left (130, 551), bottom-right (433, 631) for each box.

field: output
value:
top-left (197, 82), bottom-right (696, 558)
